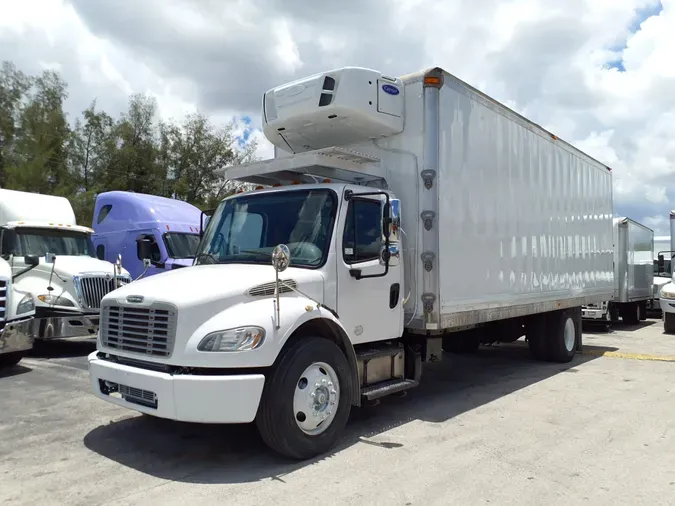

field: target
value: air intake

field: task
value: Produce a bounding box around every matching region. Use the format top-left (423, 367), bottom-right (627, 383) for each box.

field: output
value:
top-left (247, 279), bottom-right (297, 297)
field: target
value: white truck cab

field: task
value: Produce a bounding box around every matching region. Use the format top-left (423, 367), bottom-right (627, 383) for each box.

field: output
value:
top-left (0, 257), bottom-right (35, 368)
top-left (88, 66), bottom-right (614, 460)
top-left (659, 212), bottom-right (675, 332)
top-left (0, 189), bottom-right (131, 340)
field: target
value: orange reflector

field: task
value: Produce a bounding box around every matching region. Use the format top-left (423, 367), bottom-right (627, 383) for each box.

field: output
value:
top-left (291, 180), bottom-right (301, 185)
top-left (255, 185), bottom-right (264, 190)
top-left (424, 76), bottom-right (441, 85)
top-left (273, 183), bottom-right (282, 187)
top-left (322, 178), bottom-right (331, 183)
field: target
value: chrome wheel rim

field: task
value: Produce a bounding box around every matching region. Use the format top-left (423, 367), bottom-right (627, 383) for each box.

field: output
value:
top-left (563, 317), bottom-right (576, 352)
top-left (293, 361), bottom-right (340, 435)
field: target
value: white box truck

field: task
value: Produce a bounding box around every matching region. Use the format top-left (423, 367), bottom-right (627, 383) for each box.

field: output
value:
top-left (0, 257), bottom-right (35, 368)
top-left (88, 66), bottom-right (614, 459)
top-left (581, 218), bottom-right (653, 328)
top-left (0, 189), bottom-right (131, 340)
top-left (658, 212), bottom-right (675, 332)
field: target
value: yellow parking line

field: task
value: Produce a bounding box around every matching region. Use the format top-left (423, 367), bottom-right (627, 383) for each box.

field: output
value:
top-left (581, 349), bottom-right (675, 362)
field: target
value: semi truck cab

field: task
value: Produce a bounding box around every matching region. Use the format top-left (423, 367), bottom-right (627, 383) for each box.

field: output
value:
top-left (0, 257), bottom-right (35, 368)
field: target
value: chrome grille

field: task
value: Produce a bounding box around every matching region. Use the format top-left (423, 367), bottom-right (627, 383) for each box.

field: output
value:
top-left (247, 279), bottom-right (297, 296)
top-left (78, 275), bottom-right (132, 309)
top-left (100, 304), bottom-right (177, 357)
top-left (0, 279), bottom-right (6, 333)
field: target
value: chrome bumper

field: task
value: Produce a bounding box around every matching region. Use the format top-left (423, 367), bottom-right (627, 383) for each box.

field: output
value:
top-left (0, 317), bottom-right (34, 355)
top-left (31, 313), bottom-right (99, 340)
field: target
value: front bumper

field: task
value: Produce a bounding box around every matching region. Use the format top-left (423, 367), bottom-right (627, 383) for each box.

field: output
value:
top-left (582, 308), bottom-right (608, 320)
top-left (0, 317), bottom-right (34, 355)
top-left (32, 311), bottom-right (99, 339)
top-left (88, 352), bottom-right (266, 423)
top-left (659, 298), bottom-right (675, 315)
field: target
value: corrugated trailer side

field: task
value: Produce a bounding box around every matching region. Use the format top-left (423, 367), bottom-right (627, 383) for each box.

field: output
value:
top-left (413, 68), bottom-right (614, 330)
top-left (618, 218), bottom-right (654, 303)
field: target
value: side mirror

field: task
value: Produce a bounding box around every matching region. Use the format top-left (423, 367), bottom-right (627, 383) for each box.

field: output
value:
top-left (272, 244), bottom-right (291, 273)
top-left (658, 254), bottom-right (665, 271)
top-left (381, 198), bottom-right (401, 243)
top-left (25, 255), bottom-right (39, 267)
top-left (200, 208), bottom-right (215, 238)
top-left (44, 253), bottom-right (56, 264)
top-left (137, 238), bottom-right (153, 265)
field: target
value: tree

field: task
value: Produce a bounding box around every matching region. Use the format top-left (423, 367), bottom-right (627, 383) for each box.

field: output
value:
top-left (163, 112), bottom-right (237, 206)
top-left (69, 100), bottom-right (114, 191)
top-left (5, 69), bottom-right (72, 194)
top-left (0, 61), bottom-right (32, 186)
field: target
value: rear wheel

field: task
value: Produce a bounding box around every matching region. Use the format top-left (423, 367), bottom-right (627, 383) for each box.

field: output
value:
top-left (256, 337), bottom-right (352, 460)
top-left (622, 303), bottom-right (641, 325)
top-left (664, 313), bottom-right (675, 334)
top-left (527, 309), bottom-right (579, 363)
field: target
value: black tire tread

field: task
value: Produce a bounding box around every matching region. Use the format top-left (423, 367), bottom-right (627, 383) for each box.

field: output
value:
top-left (256, 337), bottom-right (352, 460)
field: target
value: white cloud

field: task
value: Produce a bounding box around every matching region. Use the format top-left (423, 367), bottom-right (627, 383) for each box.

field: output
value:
top-left (1, 0), bottom-right (674, 229)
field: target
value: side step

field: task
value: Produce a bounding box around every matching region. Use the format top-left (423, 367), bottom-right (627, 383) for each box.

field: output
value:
top-left (361, 379), bottom-right (419, 401)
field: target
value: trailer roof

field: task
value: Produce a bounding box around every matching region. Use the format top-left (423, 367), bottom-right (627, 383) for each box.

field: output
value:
top-left (401, 67), bottom-right (613, 174)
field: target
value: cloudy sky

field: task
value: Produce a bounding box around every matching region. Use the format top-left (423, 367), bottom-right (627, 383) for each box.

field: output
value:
top-left (1, 0), bottom-right (674, 233)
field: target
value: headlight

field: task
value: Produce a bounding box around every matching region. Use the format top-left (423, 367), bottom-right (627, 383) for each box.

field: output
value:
top-left (16, 294), bottom-right (35, 315)
top-left (37, 294), bottom-right (76, 307)
top-left (197, 326), bottom-right (266, 352)
top-left (661, 287), bottom-right (675, 299)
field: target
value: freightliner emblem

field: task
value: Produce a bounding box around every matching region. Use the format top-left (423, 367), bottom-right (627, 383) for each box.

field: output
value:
top-left (126, 295), bottom-right (144, 303)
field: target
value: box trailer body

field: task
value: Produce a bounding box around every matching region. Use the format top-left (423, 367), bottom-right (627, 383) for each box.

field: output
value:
top-left (0, 188), bottom-right (131, 340)
top-left (88, 66), bottom-right (615, 459)
top-left (0, 257), bottom-right (35, 368)
top-left (92, 191), bottom-right (203, 280)
top-left (582, 218), bottom-right (654, 325)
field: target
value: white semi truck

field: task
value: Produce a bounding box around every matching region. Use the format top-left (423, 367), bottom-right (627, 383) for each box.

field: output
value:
top-left (0, 189), bottom-right (131, 340)
top-left (0, 257), bottom-right (35, 368)
top-left (658, 212), bottom-right (675, 332)
top-left (581, 218), bottom-right (653, 329)
top-left (88, 66), bottom-right (614, 459)
top-left (649, 235), bottom-right (671, 314)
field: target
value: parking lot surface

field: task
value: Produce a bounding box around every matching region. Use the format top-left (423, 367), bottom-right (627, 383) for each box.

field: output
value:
top-left (2, 319), bottom-right (675, 506)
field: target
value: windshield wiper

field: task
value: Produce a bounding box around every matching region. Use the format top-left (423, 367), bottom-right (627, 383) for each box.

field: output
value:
top-left (194, 252), bottom-right (219, 265)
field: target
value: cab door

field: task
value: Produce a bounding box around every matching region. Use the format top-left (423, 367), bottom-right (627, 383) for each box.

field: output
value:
top-left (335, 191), bottom-right (403, 345)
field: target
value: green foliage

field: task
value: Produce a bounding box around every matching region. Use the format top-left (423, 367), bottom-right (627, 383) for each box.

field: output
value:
top-left (0, 60), bottom-right (259, 226)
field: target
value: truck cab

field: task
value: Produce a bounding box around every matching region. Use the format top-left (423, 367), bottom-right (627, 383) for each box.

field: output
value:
top-left (0, 257), bottom-right (35, 368)
top-left (92, 191), bottom-right (203, 280)
top-left (0, 189), bottom-right (131, 340)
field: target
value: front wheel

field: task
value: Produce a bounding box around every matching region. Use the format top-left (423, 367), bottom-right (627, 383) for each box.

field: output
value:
top-left (665, 313), bottom-right (675, 334)
top-left (256, 337), bottom-right (353, 460)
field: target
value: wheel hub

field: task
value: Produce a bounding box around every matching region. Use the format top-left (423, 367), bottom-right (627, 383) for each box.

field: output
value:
top-left (293, 361), bottom-right (340, 435)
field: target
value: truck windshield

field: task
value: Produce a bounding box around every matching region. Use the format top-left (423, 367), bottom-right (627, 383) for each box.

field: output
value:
top-left (195, 188), bottom-right (337, 268)
top-left (163, 232), bottom-right (201, 259)
top-left (14, 227), bottom-right (95, 257)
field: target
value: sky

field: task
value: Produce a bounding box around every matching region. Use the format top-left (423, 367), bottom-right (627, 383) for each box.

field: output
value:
top-left (1, 0), bottom-right (674, 233)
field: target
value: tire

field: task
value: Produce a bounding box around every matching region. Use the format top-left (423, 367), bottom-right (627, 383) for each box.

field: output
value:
top-left (548, 309), bottom-right (579, 363)
top-left (623, 303), bottom-right (640, 325)
top-left (639, 302), bottom-right (648, 321)
top-left (256, 337), bottom-right (353, 460)
top-left (665, 313), bottom-right (675, 334)
top-left (0, 352), bottom-right (24, 368)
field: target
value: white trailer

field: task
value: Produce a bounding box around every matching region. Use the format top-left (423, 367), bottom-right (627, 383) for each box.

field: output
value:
top-left (0, 257), bottom-right (35, 368)
top-left (582, 218), bottom-right (653, 328)
top-left (88, 66), bottom-right (614, 459)
top-left (0, 189), bottom-right (131, 340)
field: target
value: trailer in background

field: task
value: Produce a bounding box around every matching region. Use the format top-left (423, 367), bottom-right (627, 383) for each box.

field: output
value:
top-left (582, 217), bottom-right (653, 329)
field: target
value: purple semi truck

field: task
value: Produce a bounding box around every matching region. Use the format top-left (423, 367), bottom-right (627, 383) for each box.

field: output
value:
top-left (91, 191), bottom-right (204, 280)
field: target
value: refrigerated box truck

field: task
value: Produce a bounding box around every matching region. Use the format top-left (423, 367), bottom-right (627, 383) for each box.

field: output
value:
top-left (581, 218), bottom-right (653, 327)
top-left (88, 66), bottom-right (614, 459)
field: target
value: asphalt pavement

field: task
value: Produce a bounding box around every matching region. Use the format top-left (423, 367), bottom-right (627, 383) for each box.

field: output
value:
top-left (1, 318), bottom-right (675, 505)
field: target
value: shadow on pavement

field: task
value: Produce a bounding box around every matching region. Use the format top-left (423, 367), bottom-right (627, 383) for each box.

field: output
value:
top-left (83, 342), bottom-right (612, 485)
top-left (0, 363), bottom-right (32, 379)
top-left (29, 338), bottom-right (97, 359)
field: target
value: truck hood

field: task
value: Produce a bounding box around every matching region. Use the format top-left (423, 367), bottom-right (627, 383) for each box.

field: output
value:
top-left (0, 259), bottom-right (10, 279)
top-left (103, 263), bottom-right (324, 309)
top-left (32, 256), bottom-right (130, 278)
